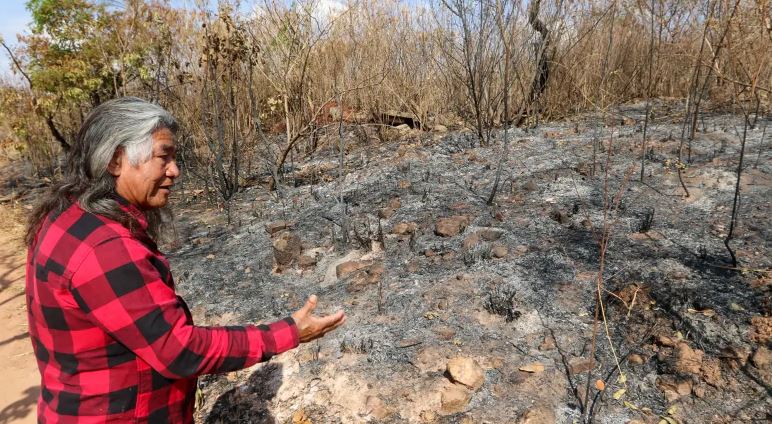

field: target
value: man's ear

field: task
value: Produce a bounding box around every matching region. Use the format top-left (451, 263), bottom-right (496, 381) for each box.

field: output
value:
top-left (107, 147), bottom-right (124, 177)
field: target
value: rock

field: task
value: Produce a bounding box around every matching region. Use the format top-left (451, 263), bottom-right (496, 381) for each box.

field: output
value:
top-left (462, 232), bottom-right (481, 250)
top-left (656, 375), bottom-right (692, 402)
top-left (751, 346), bottom-right (771, 369)
top-left (693, 385), bottom-right (706, 398)
top-left (519, 363), bottom-right (545, 373)
top-left (517, 406), bottom-right (556, 424)
top-left (539, 335), bottom-right (556, 351)
top-left (395, 123), bottom-right (411, 132)
top-left (447, 357), bottom-right (485, 390)
top-left (265, 220), bottom-right (295, 236)
top-left (336, 260), bottom-right (374, 278)
top-left (549, 208), bottom-right (569, 224)
top-left (569, 357), bottom-right (594, 375)
top-left (392, 221), bottom-right (418, 235)
top-left (749, 316), bottom-right (772, 344)
top-left (298, 253), bottom-right (318, 268)
top-left (420, 410), bottom-right (437, 423)
top-left (656, 335), bottom-right (677, 347)
top-left (522, 180), bottom-right (538, 192)
top-left (478, 228), bottom-right (503, 241)
top-left (674, 342), bottom-right (704, 375)
top-left (491, 244), bottom-right (508, 258)
top-left (435, 216), bottom-right (469, 237)
top-left (291, 408), bottom-right (312, 424)
top-left (701, 357), bottom-right (722, 387)
top-left (346, 262), bottom-right (384, 292)
top-left (273, 231), bottom-right (302, 265)
top-left (439, 384), bottom-right (471, 415)
top-left (379, 207), bottom-right (396, 219)
top-left (364, 395), bottom-right (393, 420)
top-left (432, 124), bottom-right (448, 132)
top-left (379, 197), bottom-right (401, 219)
top-left (628, 354), bottom-right (645, 365)
top-left (433, 325), bottom-right (456, 340)
top-left (674, 379), bottom-right (695, 397)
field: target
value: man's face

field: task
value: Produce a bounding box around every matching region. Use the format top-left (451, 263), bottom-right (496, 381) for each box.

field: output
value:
top-left (112, 128), bottom-right (179, 210)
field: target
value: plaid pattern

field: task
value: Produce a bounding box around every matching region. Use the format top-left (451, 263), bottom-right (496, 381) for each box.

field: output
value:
top-left (26, 198), bottom-right (298, 423)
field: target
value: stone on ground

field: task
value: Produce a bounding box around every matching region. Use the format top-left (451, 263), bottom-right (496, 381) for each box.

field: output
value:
top-left (439, 384), bottom-right (472, 415)
top-left (435, 216), bottom-right (469, 237)
top-left (447, 357), bottom-right (485, 391)
top-left (273, 231), bottom-right (302, 265)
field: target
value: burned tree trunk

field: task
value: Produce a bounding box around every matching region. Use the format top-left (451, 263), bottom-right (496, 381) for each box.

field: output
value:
top-left (515, 0), bottom-right (552, 127)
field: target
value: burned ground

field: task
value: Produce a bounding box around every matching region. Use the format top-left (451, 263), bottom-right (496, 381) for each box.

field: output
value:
top-left (165, 102), bottom-right (770, 423)
top-left (3, 101), bottom-right (767, 423)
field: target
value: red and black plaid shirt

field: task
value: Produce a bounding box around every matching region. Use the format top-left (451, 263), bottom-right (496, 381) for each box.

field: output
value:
top-left (26, 197), bottom-right (298, 423)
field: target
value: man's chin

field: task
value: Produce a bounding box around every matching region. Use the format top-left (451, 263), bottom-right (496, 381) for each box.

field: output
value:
top-left (141, 196), bottom-right (170, 210)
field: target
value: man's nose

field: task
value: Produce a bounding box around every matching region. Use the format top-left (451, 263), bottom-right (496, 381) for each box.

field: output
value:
top-left (167, 160), bottom-right (180, 178)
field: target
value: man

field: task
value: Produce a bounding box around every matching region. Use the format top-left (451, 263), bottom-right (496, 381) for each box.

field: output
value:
top-left (24, 97), bottom-right (346, 423)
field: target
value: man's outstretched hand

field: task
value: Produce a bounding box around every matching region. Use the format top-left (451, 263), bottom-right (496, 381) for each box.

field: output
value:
top-left (291, 295), bottom-right (346, 343)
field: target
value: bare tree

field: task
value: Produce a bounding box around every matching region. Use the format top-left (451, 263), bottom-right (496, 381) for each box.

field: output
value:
top-left (640, 0), bottom-right (657, 181)
top-left (514, 0), bottom-right (553, 127)
top-left (488, 0), bottom-right (524, 205)
top-left (434, 0), bottom-right (502, 145)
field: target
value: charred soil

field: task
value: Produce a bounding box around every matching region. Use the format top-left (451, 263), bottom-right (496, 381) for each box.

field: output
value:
top-left (1, 102), bottom-right (769, 423)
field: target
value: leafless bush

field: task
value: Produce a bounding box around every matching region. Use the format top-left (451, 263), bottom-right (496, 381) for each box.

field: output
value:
top-left (483, 283), bottom-right (521, 322)
top-left (0, 0), bottom-right (768, 190)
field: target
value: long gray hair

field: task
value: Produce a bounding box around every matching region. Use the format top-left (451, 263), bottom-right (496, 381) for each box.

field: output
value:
top-left (25, 97), bottom-right (178, 247)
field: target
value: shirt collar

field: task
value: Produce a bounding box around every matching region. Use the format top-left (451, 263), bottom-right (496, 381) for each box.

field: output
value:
top-left (112, 192), bottom-right (149, 232)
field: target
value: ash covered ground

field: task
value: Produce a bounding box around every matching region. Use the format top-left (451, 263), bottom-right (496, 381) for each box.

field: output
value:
top-left (162, 102), bottom-right (770, 423)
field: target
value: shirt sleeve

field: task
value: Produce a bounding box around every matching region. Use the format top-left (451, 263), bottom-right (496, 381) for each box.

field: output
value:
top-left (69, 236), bottom-right (299, 379)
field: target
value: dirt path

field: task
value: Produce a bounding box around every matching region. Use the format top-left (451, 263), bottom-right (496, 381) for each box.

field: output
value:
top-left (0, 205), bottom-right (38, 424)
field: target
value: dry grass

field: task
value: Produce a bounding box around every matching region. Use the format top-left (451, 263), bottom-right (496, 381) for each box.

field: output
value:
top-left (0, 0), bottom-right (768, 187)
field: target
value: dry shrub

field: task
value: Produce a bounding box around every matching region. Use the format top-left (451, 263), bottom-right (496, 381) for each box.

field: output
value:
top-left (1, 0), bottom-right (768, 185)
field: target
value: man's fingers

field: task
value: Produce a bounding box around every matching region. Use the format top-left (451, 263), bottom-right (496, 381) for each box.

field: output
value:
top-left (323, 315), bottom-right (346, 333)
top-left (315, 310), bottom-right (345, 329)
top-left (293, 296), bottom-right (345, 343)
top-left (300, 294), bottom-right (318, 315)
top-left (307, 317), bottom-right (347, 342)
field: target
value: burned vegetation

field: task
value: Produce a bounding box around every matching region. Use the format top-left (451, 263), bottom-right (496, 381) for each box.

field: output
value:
top-left (1, 0), bottom-right (770, 422)
top-left (157, 103), bottom-right (772, 423)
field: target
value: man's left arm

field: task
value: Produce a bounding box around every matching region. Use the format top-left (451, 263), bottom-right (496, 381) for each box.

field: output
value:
top-left (69, 236), bottom-right (299, 379)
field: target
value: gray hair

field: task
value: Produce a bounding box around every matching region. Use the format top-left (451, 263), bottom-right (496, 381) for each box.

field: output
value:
top-left (85, 97), bottom-right (179, 175)
top-left (26, 97), bottom-right (178, 246)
